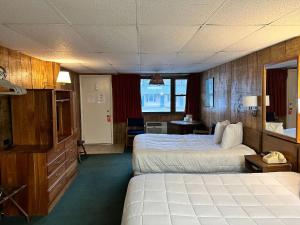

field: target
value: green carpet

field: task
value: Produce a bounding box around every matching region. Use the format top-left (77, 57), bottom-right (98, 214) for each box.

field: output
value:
top-left (2, 153), bottom-right (132, 225)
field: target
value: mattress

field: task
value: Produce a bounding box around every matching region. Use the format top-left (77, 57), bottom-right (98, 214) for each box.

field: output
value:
top-left (133, 134), bottom-right (256, 174)
top-left (122, 172), bottom-right (300, 225)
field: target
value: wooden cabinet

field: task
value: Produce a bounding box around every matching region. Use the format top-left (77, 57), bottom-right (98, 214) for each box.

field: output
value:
top-left (0, 89), bottom-right (78, 216)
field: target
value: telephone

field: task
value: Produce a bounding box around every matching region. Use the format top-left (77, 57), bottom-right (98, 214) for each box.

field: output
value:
top-left (262, 151), bottom-right (287, 164)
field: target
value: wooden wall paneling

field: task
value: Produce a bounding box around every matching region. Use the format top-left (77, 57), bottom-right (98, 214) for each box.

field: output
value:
top-left (0, 46), bottom-right (9, 71)
top-left (31, 57), bottom-right (45, 89)
top-left (8, 50), bottom-right (22, 87)
top-left (52, 63), bottom-right (61, 90)
top-left (286, 37), bottom-right (300, 57)
top-left (0, 96), bottom-right (12, 149)
top-left (270, 41), bottom-right (286, 62)
top-left (44, 61), bottom-right (54, 89)
top-left (297, 55), bottom-right (300, 143)
top-left (20, 54), bottom-right (33, 89)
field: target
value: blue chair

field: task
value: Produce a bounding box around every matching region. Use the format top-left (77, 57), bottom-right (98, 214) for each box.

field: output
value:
top-left (126, 118), bottom-right (145, 147)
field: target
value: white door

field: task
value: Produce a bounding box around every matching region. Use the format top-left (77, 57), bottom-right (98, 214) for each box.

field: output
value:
top-left (80, 75), bottom-right (113, 144)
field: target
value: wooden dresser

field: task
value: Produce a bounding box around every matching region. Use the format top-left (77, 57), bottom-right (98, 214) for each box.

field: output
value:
top-left (0, 89), bottom-right (78, 216)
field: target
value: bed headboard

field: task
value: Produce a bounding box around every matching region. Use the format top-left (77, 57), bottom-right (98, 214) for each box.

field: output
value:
top-left (262, 132), bottom-right (299, 172)
top-left (243, 127), bottom-right (262, 153)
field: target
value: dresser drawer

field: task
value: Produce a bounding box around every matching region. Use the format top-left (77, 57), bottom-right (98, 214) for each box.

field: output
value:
top-left (48, 162), bottom-right (66, 188)
top-left (47, 143), bottom-right (65, 163)
top-left (65, 138), bottom-right (76, 149)
top-left (65, 161), bottom-right (77, 181)
top-left (48, 175), bottom-right (66, 205)
top-left (66, 146), bottom-right (77, 167)
top-left (47, 152), bottom-right (66, 175)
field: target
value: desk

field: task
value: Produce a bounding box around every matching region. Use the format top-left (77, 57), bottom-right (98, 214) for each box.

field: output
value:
top-left (169, 120), bottom-right (204, 134)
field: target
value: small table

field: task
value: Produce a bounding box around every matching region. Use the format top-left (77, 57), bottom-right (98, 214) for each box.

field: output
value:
top-left (245, 155), bottom-right (292, 173)
top-left (169, 120), bottom-right (204, 134)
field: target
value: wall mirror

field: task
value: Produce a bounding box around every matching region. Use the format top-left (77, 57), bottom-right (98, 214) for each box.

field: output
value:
top-left (263, 57), bottom-right (299, 142)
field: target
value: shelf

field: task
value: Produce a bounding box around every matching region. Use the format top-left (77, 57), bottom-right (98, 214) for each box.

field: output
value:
top-left (56, 98), bottom-right (70, 103)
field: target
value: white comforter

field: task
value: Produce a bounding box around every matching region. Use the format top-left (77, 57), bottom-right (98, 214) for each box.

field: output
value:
top-left (122, 172), bottom-right (300, 225)
top-left (133, 134), bottom-right (256, 174)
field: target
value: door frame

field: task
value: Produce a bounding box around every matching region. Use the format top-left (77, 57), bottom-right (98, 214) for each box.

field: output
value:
top-left (79, 75), bottom-right (114, 144)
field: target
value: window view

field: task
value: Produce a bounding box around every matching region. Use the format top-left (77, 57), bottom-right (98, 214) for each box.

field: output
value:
top-left (175, 79), bottom-right (187, 112)
top-left (141, 79), bottom-right (171, 112)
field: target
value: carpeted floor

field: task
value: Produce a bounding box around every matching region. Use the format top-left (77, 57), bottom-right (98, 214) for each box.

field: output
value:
top-left (1, 153), bottom-right (132, 225)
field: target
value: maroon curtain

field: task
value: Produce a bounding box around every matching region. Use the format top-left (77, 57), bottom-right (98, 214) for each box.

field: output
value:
top-left (266, 69), bottom-right (288, 117)
top-left (185, 74), bottom-right (201, 120)
top-left (112, 75), bottom-right (142, 123)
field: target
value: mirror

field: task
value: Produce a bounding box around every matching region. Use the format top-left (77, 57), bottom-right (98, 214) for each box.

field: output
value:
top-left (263, 58), bottom-right (298, 141)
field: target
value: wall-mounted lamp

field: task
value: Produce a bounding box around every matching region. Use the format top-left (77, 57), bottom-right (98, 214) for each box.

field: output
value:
top-left (56, 71), bottom-right (71, 84)
top-left (243, 96), bottom-right (258, 117)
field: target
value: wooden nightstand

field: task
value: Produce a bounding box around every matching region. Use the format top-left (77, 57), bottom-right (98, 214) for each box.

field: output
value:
top-left (245, 155), bottom-right (292, 173)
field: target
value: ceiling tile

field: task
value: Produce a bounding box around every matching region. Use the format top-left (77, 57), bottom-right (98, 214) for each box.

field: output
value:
top-left (171, 63), bottom-right (217, 73)
top-left (49, 0), bottom-right (136, 25)
top-left (140, 65), bottom-right (174, 73)
top-left (272, 8), bottom-right (300, 25)
top-left (140, 26), bottom-right (199, 53)
top-left (103, 53), bottom-right (140, 65)
top-left (114, 65), bottom-right (141, 74)
top-left (61, 63), bottom-right (95, 73)
top-left (208, 0), bottom-right (300, 25)
top-left (140, 0), bottom-right (223, 25)
top-left (172, 52), bottom-right (214, 65)
top-left (202, 51), bottom-right (249, 65)
top-left (0, 0), bottom-right (65, 24)
top-left (7, 24), bottom-right (91, 52)
top-left (73, 25), bottom-right (138, 53)
top-left (0, 24), bottom-right (49, 51)
top-left (141, 54), bottom-right (176, 66)
top-left (226, 25), bottom-right (300, 51)
top-left (182, 25), bottom-right (262, 52)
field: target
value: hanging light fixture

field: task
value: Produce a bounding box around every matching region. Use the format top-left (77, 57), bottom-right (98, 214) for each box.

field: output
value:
top-left (56, 71), bottom-right (71, 84)
top-left (149, 74), bottom-right (164, 85)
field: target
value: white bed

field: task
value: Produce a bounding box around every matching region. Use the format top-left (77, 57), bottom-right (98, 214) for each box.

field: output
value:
top-left (122, 172), bottom-right (300, 225)
top-left (133, 134), bottom-right (256, 175)
top-left (283, 128), bottom-right (296, 138)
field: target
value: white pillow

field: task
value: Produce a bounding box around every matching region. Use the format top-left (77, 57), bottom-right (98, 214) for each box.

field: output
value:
top-left (221, 122), bottom-right (243, 149)
top-left (214, 120), bottom-right (230, 144)
top-left (265, 122), bottom-right (284, 134)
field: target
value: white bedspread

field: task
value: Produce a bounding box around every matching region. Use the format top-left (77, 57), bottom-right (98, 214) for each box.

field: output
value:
top-left (122, 172), bottom-right (300, 225)
top-left (133, 134), bottom-right (256, 174)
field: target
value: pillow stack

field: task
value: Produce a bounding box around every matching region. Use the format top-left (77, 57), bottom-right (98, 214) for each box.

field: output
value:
top-left (213, 120), bottom-right (243, 149)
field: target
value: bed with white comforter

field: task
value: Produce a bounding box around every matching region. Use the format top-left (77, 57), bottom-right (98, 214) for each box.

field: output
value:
top-left (133, 134), bottom-right (256, 174)
top-left (122, 172), bottom-right (300, 225)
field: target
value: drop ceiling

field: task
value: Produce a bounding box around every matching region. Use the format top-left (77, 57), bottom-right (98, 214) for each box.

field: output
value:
top-left (0, 0), bottom-right (300, 74)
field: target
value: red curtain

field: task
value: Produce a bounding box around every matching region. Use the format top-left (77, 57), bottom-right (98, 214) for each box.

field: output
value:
top-left (185, 74), bottom-right (201, 120)
top-left (112, 75), bottom-right (142, 123)
top-left (266, 69), bottom-right (288, 117)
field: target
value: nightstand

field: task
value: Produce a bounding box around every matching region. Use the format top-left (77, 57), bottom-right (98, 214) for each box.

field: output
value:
top-left (245, 155), bottom-right (292, 173)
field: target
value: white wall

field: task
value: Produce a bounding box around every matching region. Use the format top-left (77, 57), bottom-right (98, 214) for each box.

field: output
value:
top-left (286, 69), bottom-right (297, 128)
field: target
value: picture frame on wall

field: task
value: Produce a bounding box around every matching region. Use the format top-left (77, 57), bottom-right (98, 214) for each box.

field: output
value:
top-left (205, 78), bottom-right (214, 107)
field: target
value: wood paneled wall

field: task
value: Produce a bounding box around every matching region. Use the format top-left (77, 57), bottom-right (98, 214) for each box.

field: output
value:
top-left (200, 36), bottom-right (300, 130)
top-left (0, 45), bottom-right (81, 148)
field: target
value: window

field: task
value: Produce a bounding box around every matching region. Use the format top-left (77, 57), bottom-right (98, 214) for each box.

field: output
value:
top-left (175, 79), bottom-right (187, 112)
top-left (141, 78), bottom-right (187, 113)
top-left (141, 79), bottom-right (171, 112)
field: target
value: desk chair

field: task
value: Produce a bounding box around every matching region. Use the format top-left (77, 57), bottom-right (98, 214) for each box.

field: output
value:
top-left (126, 118), bottom-right (145, 148)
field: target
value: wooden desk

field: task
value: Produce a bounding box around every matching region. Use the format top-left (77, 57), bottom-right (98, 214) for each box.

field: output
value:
top-left (168, 120), bottom-right (204, 134)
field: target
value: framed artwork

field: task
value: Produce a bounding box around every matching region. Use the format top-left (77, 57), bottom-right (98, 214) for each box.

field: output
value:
top-left (205, 78), bottom-right (214, 107)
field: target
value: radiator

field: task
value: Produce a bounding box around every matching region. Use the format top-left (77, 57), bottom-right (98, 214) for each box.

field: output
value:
top-left (145, 122), bottom-right (168, 134)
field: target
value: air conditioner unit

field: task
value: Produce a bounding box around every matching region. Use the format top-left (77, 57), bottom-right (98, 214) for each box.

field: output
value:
top-left (146, 122), bottom-right (168, 134)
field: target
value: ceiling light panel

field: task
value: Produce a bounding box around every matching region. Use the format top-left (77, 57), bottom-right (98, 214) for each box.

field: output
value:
top-left (140, 0), bottom-right (224, 25)
top-left (226, 25), bottom-right (300, 52)
top-left (49, 0), bottom-right (136, 25)
top-left (182, 25), bottom-right (262, 52)
top-left (208, 0), bottom-right (300, 25)
top-left (7, 24), bottom-right (91, 52)
top-left (140, 26), bottom-right (199, 53)
top-left (0, 0), bottom-right (65, 24)
top-left (73, 25), bottom-right (138, 53)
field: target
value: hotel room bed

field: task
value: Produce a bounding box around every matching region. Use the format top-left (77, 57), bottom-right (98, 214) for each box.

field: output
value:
top-left (121, 172), bottom-right (300, 225)
top-left (133, 134), bottom-right (256, 175)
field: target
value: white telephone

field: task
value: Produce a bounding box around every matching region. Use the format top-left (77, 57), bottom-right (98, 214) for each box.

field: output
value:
top-left (263, 151), bottom-right (287, 164)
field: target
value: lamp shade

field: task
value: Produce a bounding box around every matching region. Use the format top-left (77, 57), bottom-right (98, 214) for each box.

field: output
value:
top-left (242, 96), bottom-right (257, 107)
top-left (149, 74), bottom-right (164, 85)
top-left (57, 71), bottom-right (71, 84)
top-left (266, 95), bottom-right (270, 107)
